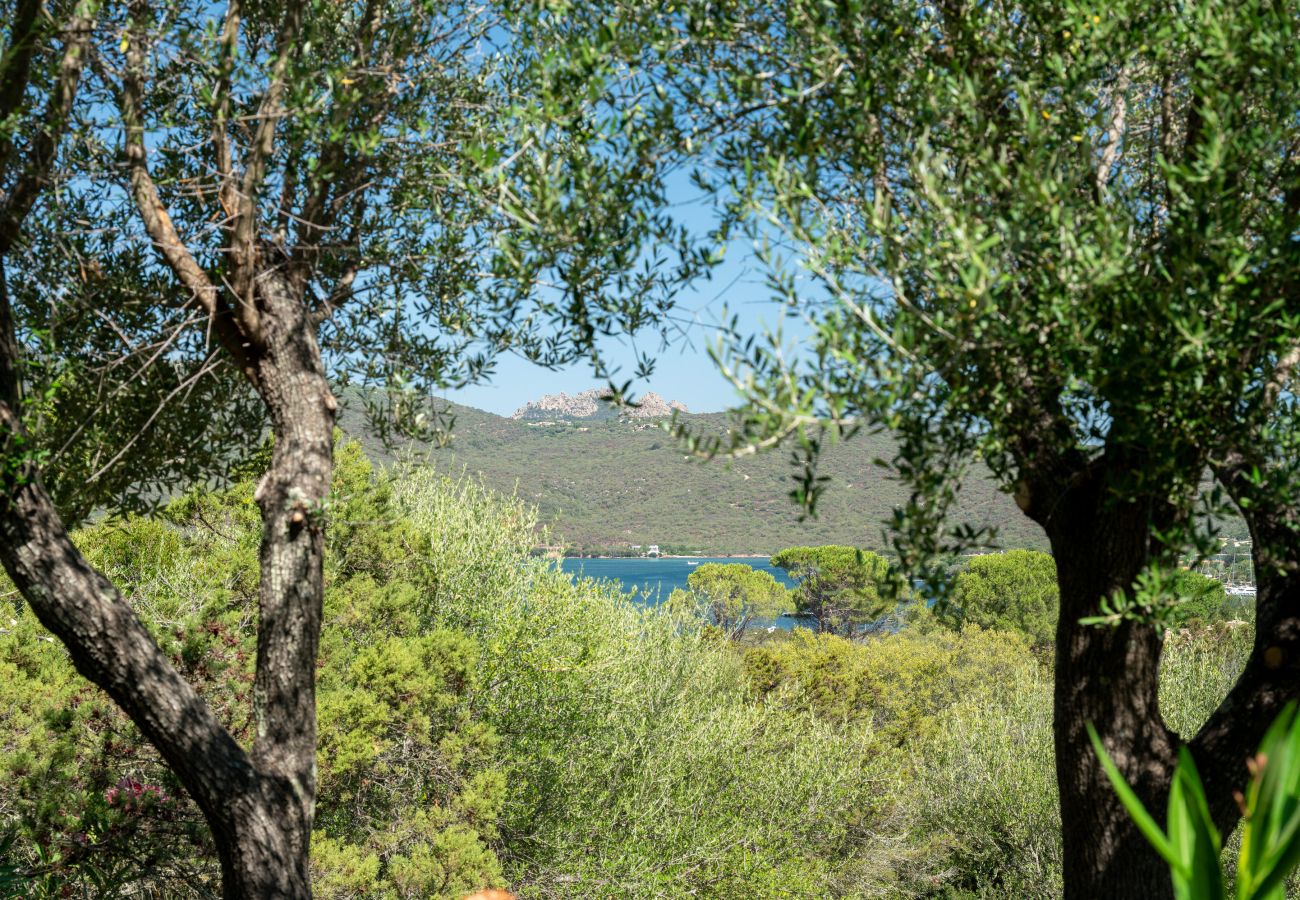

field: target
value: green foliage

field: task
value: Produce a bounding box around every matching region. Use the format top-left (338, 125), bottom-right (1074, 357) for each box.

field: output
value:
top-left (7, 221), bottom-right (264, 525)
top-left (0, 628), bottom-right (212, 896)
top-left (892, 623), bottom-right (1256, 899)
top-left (666, 561), bottom-right (788, 637)
top-left (7, 0), bottom-right (711, 522)
top-left (687, 0), bottom-right (1300, 580)
top-left (1092, 703), bottom-right (1300, 900)
top-left (339, 398), bottom-right (1049, 556)
top-left (391, 466), bottom-right (891, 897)
top-left (903, 678), bottom-right (1061, 899)
top-left (313, 625), bottom-right (505, 900)
top-left (771, 545), bottom-right (895, 635)
top-left (743, 627), bottom-right (1036, 744)
top-left (1166, 571), bottom-right (1239, 629)
top-left (0, 440), bottom-right (1269, 898)
top-left (1083, 567), bottom-right (1246, 633)
top-left (0, 443), bottom-right (505, 898)
top-left (942, 550), bottom-right (1059, 649)
top-left (940, 553), bottom-right (1239, 649)
top-left (1160, 625), bottom-right (1255, 738)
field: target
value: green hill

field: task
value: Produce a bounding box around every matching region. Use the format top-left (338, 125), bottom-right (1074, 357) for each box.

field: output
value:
top-left (340, 394), bottom-right (1047, 556)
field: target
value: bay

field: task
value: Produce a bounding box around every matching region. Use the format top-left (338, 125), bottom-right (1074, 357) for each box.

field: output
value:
top-left (558, 556), bottom-right (808, 629)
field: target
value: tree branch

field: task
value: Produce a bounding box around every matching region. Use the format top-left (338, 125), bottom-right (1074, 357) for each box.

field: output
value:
top-left (0, 413), bottom-right (263, 837)
top-left (293, 0), bottom-right (385, 271)
top-left (119, 0), bottom-right (258, 386)
top-left (1191, 455), bottom-right (1300, 837)
top-left (1095, 67), bottom-right (1130, 198)
top-left (0, 0), bottom-right (96, 254)
top-left (229, 0), bottom-right (305, 305)
top-left (0, 0), bottom-right (43, 174)
top-left (212, 0), bottom-right (240, 220)
top-left (0, 246), bottom-right (275, 889)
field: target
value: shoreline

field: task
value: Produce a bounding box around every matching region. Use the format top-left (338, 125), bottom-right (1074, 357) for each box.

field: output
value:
top-left (555, 553), bottom-right (773, 560)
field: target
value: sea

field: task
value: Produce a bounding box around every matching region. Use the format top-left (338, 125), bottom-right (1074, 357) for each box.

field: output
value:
top-left (557, 556), bottom-right (809, 629)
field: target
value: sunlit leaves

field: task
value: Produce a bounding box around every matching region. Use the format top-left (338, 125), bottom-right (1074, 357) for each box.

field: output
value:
top-left (668, 0), bottom-right (1300, 597)
top-left (1093, 704), bottom-right (1300, 900)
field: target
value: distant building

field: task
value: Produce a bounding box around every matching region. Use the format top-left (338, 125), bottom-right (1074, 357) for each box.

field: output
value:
top-left (646, 544), bottom-right (661, 558)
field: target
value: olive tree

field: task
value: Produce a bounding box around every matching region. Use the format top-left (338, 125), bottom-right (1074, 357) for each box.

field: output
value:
top-left (0, 0), bottom-right (697, 894)
top-left (661, 0), bottom-right (1300, 895)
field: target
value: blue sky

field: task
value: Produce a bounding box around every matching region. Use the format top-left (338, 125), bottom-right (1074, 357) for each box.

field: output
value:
top-left (444, 253), bottom-right (791, 416)
top-left (444, 175), bottom-right (811, 417)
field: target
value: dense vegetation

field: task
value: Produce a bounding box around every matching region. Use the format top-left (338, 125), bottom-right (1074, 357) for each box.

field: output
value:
top-left (688, 0), bottom-right (1300, 890)
top-left (3, 0), bottom-right (1297, 892)
top-left (340, 399), bottom-right (1051, 555)
top-left (665, 562), bottom-right (788, 638)
top-left (0, 446), bottom-right (1263, 897)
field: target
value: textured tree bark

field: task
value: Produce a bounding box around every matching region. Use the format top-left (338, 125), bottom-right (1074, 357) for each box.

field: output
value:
top-left (1190, 565), bottom-right (1300, 832)
top-left (1023, 465), bottom-right (1178, 900)
top-left (241, 266), bottom-right (336, 893)
top-left (0, 1), bottom-right (332, 893)
top-left (0, 272), bottom-right (329, 898)
top-left (1189, 460), bottom-right (1300, 839)
top-left (1052, 535), bottom-right (1177, 900)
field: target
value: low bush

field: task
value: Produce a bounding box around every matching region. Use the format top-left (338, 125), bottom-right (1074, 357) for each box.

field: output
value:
top-left (741, 626), bottom-right (1036, 743)
top-left (902, 673), bottom-right (1060, 899)
top-left (0, 443), bottom-right (505, 899)
top-left (0, 443), bottom-right (1266, 899)
top-left (394, 466), bottom-right (892, 898)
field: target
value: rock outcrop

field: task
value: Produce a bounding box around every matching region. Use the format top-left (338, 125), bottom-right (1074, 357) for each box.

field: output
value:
top-left (511, 389), bottom-right (687, 421)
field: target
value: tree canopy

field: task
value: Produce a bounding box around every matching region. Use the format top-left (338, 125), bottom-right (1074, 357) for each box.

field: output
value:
top-left (0, 0), bottom-right (701, 892)
top-left (943, 550), bottom-right (1059, 649)
top-left (661, 0), bottom-right (1300, 894)
top-left (770, 546), bottom-right (893, 636)
top-left (667, 561), bottom-right (788, 638)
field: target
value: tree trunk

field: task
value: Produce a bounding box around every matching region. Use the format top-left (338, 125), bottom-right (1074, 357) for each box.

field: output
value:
top-left (1019, 446), bottom-right (1300, 897)
top-left (1041, 490), bottom-right (1178, 899)
top-left (237, 266), bottom-right (336, 895)
top-left (1190, 459), bottom-right (1300, 839)
top-left (0, 416), bottom-right (315, 897)
top-left (0, 257), bottom-right (333, 895)
top-left (1191, 567), bottom-right (1300, 832)
top-left (0, 239), bottom-right (340, 894)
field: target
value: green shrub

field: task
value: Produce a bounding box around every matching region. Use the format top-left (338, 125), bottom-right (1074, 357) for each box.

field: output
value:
top-left (770, 546), bottom-right (895, 635)
top-left (0, 443), bottom-right (505, 899)
top-left (1159, 623), bottom-right (1254, 738)
top-left (0, 442), bottom-right (1265, 899)
top-left (1164, 570), bottom-right (1243, 630)
top-left (664, 562), bottom-right (788, 638)
top-left (902, 676), bottom-right (1060, 899)
top-left (742, 627), bottom-right (1037, 743)
top-left (393, 466), bottom-right (893, 898)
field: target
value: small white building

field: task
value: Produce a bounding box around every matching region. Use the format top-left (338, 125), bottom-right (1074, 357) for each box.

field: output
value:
top-left (646, 544), bottom-right (661, 557)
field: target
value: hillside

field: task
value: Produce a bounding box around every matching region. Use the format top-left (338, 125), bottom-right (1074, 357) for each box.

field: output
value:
top-left (340, 393), bottom-right (1047, 555)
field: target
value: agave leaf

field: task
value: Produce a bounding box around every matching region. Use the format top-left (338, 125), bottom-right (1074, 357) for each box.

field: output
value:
top-left (1167, 748), bottom-right (1225, 900)
top-left (1240, 705), bottom-right (1300, 900)
top-left (1243, 705), bottom-right (1300, 880)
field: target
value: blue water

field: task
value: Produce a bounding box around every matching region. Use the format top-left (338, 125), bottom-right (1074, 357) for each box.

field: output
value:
top-left (558, 556), bottom-right (808, 629)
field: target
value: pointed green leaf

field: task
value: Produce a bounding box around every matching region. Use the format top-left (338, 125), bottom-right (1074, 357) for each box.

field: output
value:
top-left (1167, 748), bottom-right (1225, 900)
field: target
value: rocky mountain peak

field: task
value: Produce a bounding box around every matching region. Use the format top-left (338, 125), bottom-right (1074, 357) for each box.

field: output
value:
top-left (510, 389), bottom-right (687, 421)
